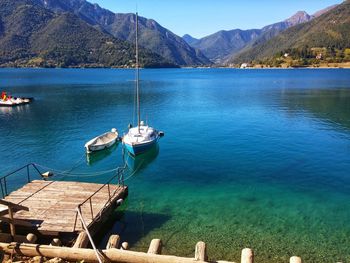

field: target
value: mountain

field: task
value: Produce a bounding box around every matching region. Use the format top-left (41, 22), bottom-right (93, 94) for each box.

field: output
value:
top-left (33, 0), bottom-right (210, 66)
top-left (259, 11), bottom-right (312, 35)
top-left (230, 1), bottom-right (350, 64)
top-left (187, 29), bottom-right (261, 64)
top-left (182, 34), bottom-right (199, 46)
top-left (0, 0), bottom-right (172, 67)
top-left (230, 11), bottom-right (314, 62)
top-left (184, 5), bottom-right (337, 64)
top-left (106, 13), bottom-right (211, 66)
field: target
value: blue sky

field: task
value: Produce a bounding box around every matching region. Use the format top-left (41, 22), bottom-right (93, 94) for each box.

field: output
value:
top-left (91, 0), bottom-right (343, 38)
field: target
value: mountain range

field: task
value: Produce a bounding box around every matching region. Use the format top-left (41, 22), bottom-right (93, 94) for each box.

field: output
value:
top-left (230, 1), bottom-right (350, 65)
top-left (0, 0), bottom-right (348, 68)
top-left (183, 6), bottom-right (338, 64)
top-left (32, 0), bottom-right (210, 66)
top-left (0, 0), bottom-right (173, 68)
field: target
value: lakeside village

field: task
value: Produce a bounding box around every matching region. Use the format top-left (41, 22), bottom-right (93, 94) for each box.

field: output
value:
top-left (235, 47), bottom-right (350, 69)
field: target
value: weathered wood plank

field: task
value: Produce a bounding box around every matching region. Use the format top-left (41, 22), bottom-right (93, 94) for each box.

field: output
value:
top-left (0, 200), bottom-right (29, 211)
top-left (0, 180), bottom-right (127, 235)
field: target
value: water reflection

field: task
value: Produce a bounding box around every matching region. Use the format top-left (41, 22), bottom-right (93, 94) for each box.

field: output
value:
top-left (86, 143), bottom-right (119, 166)
top-left (0, 104), bottom-right (31, 115)
top-left (123, 144), bottom-right (159, 174)
top-left (281, 88), bottom-right (350, 131)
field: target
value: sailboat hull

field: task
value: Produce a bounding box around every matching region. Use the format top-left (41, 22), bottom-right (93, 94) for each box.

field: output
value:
top-left (123, 138), bottom-right (158, 156)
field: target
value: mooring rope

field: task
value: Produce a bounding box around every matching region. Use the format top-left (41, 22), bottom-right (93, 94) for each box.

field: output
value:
top-left (34, 163), bottom-right (120, 177)
top-left (33, 154), bottom-right (142, 180)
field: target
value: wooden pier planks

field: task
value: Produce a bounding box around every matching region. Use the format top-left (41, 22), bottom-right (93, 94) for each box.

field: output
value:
top-left (2, 180), bottom-right (127, 235)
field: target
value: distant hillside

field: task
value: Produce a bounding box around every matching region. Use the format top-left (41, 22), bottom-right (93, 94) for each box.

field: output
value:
top-left (188, 29), bottom-right (261, 64)
top-left (107, 13), bottom-right (211, 66)
top-left (313, 4), bottom-right (339, 18)
top-left (230, 11), bottom-right (314, 63)
top-left (230, 1), bottom-right (350, 65)
top-left (182, 34), bottom-right (199, 46)
top-left (184, 5), bottom-right (337, 64)
top-left (0, 0), bottom-right (172, 68)
top-left (33, 0), bottom-right (211, 66)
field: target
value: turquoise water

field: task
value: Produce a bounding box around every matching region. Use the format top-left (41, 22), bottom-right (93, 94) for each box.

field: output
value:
top-left (1, 68), bottom-right (350, 262)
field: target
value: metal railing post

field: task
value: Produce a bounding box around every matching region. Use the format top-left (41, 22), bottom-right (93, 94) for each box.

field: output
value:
top-left (89, 198), bottom-right (94, 220)
top-left (73, 210), bottom-right (78, 232)
top-left (4, 177), bottom-right (7, 196)
top-left (0, 179), bottom-right (4, 198)
top-left (75, 207), bottom-right (103, 263)
top-left (31, 163), bottom-right (43, 179)
top-left (27, 165), bottom-right (30, 183)
top-left (0, 163), bottom-right (44, 198)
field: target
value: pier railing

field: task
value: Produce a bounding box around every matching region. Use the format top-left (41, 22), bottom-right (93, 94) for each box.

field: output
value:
top-left (73, 165), bottom-right (126, 231)
top-left (0, 163), bottom-right (43, 199)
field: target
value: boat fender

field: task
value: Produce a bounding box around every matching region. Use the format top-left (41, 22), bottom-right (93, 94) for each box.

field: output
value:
top-left (42, 171), bottom-right (53, 178)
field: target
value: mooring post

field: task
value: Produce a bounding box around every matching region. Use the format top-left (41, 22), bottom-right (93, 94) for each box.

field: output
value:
top-left (241, 248), bottom-right (253, 263)
top-left (73, 231), bottom-right (89, 248)
top-left (195, 241), bottom-right (207, 261)
top-left (8, 207), bottom-right (15, 240)
top-left (106, 235), bottom-right (120, 249)
top-left (290, 256), bottom-right (302, 263)
top-left (147, 239), bottom-right (162, 254)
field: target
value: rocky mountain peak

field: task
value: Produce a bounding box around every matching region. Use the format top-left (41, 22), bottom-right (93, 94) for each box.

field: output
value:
top-left (285, 11), bottom-right (312, 26)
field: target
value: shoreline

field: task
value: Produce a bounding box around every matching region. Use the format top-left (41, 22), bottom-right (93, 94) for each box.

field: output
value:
top-left (0, 65), bottom-right (350, 70)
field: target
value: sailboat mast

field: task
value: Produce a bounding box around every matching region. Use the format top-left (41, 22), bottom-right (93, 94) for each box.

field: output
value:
top-left (135, 12), bottom-right (141, 133)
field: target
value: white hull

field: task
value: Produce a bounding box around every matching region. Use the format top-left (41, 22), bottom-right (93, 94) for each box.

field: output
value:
top-left (0, 97), bottom-right (32, 107)
top-left (122, 124), bottom-right (159, 156)
top-left (85, 129), bottom-right (119, 153)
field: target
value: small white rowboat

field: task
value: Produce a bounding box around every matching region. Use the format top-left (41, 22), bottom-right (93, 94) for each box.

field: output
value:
top-left (85, 128), bottom-right (119, 153)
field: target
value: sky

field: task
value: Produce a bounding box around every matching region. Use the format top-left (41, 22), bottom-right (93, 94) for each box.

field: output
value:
top-left (90, 0), bottom-right (344, 38)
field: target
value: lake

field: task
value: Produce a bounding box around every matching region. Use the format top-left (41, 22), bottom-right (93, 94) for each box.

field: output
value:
top-left (0, 68), bottom-right (350, 262)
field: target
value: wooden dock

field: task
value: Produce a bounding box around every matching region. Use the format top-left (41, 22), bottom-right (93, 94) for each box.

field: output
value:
top-left (0, 180), bottom-right (127, 236)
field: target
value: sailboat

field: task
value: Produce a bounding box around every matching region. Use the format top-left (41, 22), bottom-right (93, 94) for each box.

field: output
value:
top-left (122, 13), bottom-right (163, 156)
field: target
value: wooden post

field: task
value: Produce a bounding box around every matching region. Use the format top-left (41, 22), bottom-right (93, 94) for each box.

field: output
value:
top-left (0, 242), bottom-right (223, 263)
top-left (106, 235), bottom-right (120, 249)
top-left (195, 241), bottom-right (207, 261)
top-left (241, 248), bottom-right (253, 263)
top-left (121, 242), bottom-right (129, 250)
top-left (147, 239), bottom-right (162, 254)
top-left (73, 231), bottom-right (89, 248)
top-left (290, 256), bottom-right (302, 263)
top-left (0, 199), bottom-right (29, 242)
top-left (8, 207), bottom-right (15, 240)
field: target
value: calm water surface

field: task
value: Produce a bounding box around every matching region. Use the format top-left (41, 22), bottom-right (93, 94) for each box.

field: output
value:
top-left (1, 68), bottom-right (350, 262)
